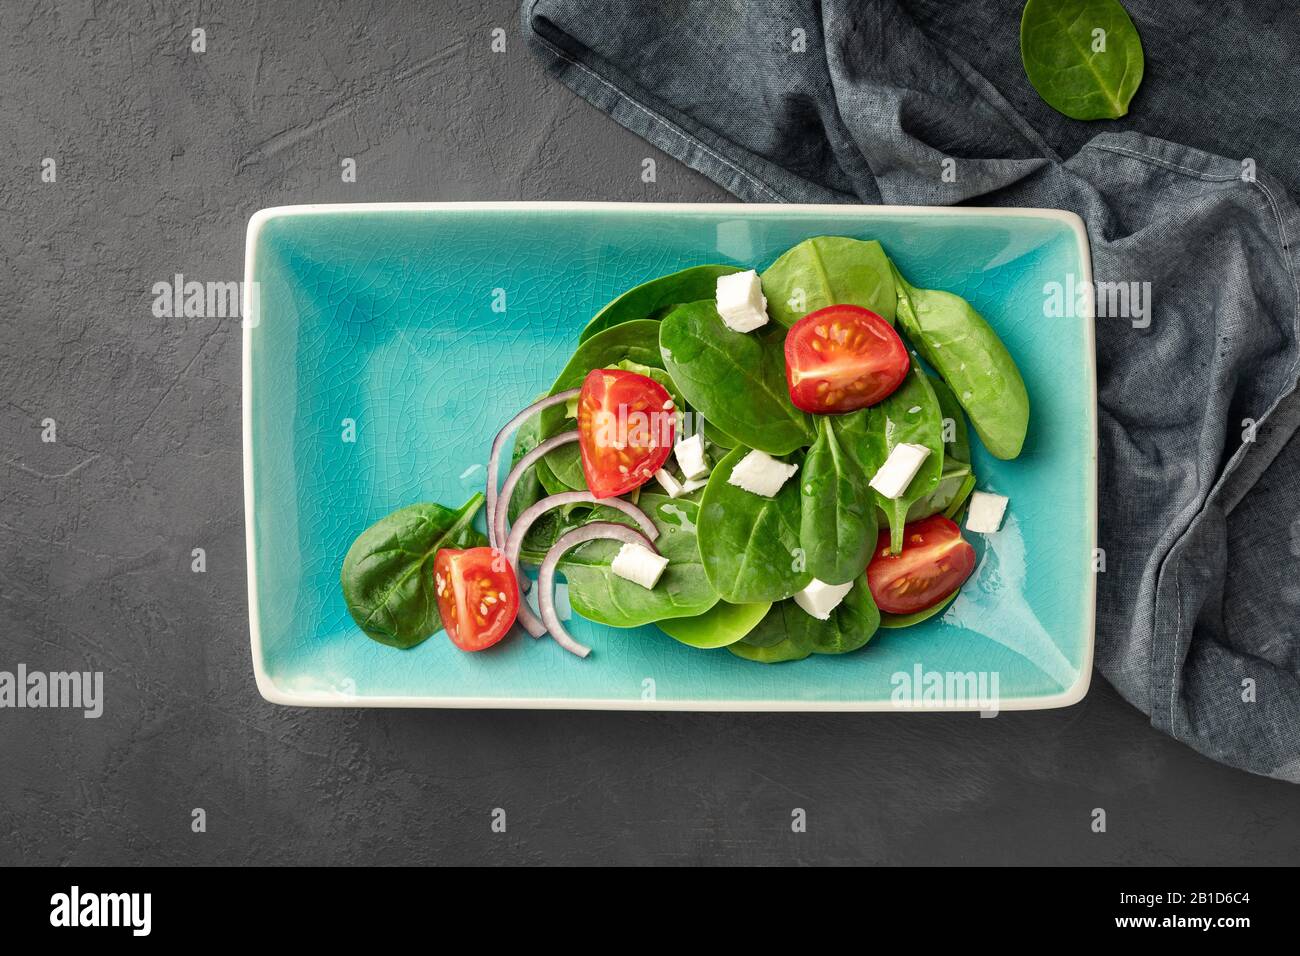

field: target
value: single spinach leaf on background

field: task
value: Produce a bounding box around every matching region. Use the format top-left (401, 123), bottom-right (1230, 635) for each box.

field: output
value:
top-left (660, 300), bottom-right (815, 455)
top-left (697, 445), bottom-right (811, 604)
top-left (759, 237), bottom-right (897, 327)
top-left (878, 590), bottom-right (958, 629)
top-left (340, 494), bottom-right (487, 649)
top-left (865, 364), bottom-right (945, 554)
top-left (730, 573), bottom-right (880, 662)
top-left (1020, 0), bottom-right (1144, 121)
top-left (558, 493), bottom-right (719, 627)
top-left (799, 414), bottom-right (877, 585)
top-left (893, 265), bottom-right (1029, 460)
top-left (656, 599), bottom-right (771, 649)
top-left (578, 264), bottom-right (743, 342)
top-left (537, 319), bottom-right (667, 490)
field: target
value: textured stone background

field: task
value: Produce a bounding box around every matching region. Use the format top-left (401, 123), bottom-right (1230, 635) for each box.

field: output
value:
top-left (2, 0), bottom-right (1297, 865)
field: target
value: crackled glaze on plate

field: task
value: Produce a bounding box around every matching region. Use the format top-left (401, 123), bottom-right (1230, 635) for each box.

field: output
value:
top-left (243, 202), bottom-right (1096, 710)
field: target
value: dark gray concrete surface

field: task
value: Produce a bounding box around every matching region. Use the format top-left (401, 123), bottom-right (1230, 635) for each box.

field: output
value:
top-left (1, 0), bottom-right (1297, 866)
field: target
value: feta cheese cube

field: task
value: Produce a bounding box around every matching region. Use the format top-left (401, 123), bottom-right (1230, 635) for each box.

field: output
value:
top-left (868, 443), bottom-right (931, 499)
top-left (655, 468), bottom-right (685, 498)
top-left (727, 449), bottom-right (799, 497)
top-left (715, 269), bottom-right (770, 333)
top-left (674, 433), bottom-right (710, 480)
top-left (966, 491), bottom-right (1009, 533)
top-left (793, 578), bottom-right (855, 620)
top-left (611, 542), bottom-right (669, 590)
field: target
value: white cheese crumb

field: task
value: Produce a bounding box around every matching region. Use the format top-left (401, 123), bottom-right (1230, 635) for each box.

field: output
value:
top-left (611, 542), bottom-right (669, 590)
top-left (868, 443), bottom-right (931, 499)
top-left (793, 578), bottom-right (855, 620)
top-left (715, 270), bottom-right (770, 333)
top-left (966, 491), bottom-right (1009, 533)
top-left (673, 432), bottom-right (710, 480)
top-left (655, 468), bottom-right (685, 498)
top-left (728, 449), bottom-right (799, 498)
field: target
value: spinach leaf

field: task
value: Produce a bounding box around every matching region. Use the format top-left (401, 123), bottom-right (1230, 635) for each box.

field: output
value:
top-left (558, 493), bottom-right (718, 627)
top-left (799, 414), bottom-right (877, 585)
top-left (517, 503), bottom-right (589, 565)
top-left (578, 264), bottom-right (743, 343)
top-left (759, 237), bottom-right (896, 328)
top-left (727, 631), bottom-right (812, 664)
top-left (534, 454), bottom-right (578, 497)
top-left (865, 364), bottom-right (945, 554)
top-left (929, 374), bottom-right (971, 464)
top-left (1020, 0), bottom-right (1144, 121)
top-left (660, 300), bottom-right (815, 455)
top-left (900, 375), bottom-right (975, 522)
top-left (697, 445), bottom-right (811, 604)
top-left (906, 456), bottom-right (973, 523)
top-left (702, 418), bottom-right (738, 450)
top-left (538, 319), bottom-right (667, 490)
top-left (517, 500), bottom-right (633, 564)
top-left (893, 265), bottom-right (1029, 460)
top-left (340, 494), bottom-right (487, 649)
top-left (656, 600), bottom-right (771, 649)
top-left (942, 473), bottom-right (978, 521)
top-left (878, 590), bottom-right (957, 629)
top-left (506, 403), bottom-right (546, 523)
top-left (730, 573), bottom-right (880, 663)
top-left (822, 407), bottom-right (874, 468)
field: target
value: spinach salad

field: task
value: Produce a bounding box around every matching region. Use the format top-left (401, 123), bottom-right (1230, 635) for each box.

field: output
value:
top-left (340, 236), bottom-right (1028, 663)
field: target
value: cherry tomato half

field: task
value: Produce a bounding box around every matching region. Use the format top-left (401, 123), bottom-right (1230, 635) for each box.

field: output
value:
top-left (784, 304), bottom-right (909, 413)
top-left (433, 547), bottom-right (519, 651)
top-left (866, 514), bottom-right (976, 615)
top-left (577, 368), bottom-right (675, 498)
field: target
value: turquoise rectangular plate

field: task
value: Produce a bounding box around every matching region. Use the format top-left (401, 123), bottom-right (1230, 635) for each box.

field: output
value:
top-left (243, 202), bottom-right (1095, 710)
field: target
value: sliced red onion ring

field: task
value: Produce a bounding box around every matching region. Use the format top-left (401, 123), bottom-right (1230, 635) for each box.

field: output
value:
top-left (493, 430), bottom-right (579, 554)
top-left (538, 523), bottom-right (659, 658)
top-left (506, 491), bottom-right (658, 638)
top-left (486, 388), bottom-right (581, 550)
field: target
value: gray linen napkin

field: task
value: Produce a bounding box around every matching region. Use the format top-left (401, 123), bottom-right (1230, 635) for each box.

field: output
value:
top-left (523, 0), bottom-right (1300, 780)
